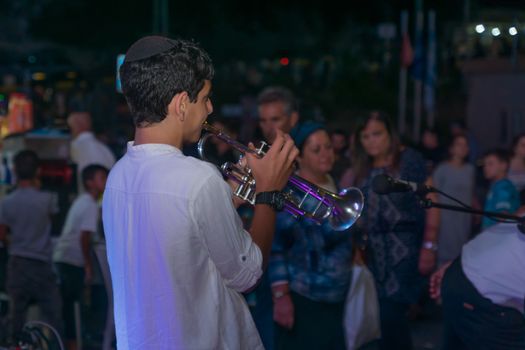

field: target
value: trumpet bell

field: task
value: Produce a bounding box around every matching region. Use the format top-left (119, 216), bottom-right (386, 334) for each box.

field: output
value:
top-left (328, 187), bottom-right (364, 231)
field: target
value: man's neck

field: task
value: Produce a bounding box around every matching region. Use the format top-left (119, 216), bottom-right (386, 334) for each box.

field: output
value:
top-left (134, 122), bottom-right (182, 149)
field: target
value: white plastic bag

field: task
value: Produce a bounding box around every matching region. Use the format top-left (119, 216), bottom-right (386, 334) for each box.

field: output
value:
top-left (344, 263), bottom-right (381, 350)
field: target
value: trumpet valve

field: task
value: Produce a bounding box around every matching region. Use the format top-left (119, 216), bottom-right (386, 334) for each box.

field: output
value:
top-left (256, 141), bottom-right (268, 156)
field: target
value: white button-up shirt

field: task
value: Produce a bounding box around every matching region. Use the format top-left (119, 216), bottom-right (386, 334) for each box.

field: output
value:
top-left (71, 131), bottom-right (116, 192)
top-left (102, 142), bottom-right (264, 350)
top-left (462, 222), bottom-right (525, 313)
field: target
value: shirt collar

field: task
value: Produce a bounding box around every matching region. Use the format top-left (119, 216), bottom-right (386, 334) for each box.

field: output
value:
top-left (126, 141), bottom-right (182, 158)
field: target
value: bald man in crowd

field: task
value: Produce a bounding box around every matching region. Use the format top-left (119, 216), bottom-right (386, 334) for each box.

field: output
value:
top-left (67, 112), bottom-right (116, 193)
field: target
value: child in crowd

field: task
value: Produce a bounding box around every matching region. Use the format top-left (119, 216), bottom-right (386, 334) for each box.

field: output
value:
top-left (53, 164), bottom-right (109, 350)
top-left (0, 150), bottom-right (62, 342)
top-left (481, 149), bottom-right (520, 229)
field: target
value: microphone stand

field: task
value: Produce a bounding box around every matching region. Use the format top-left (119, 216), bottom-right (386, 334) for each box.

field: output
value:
top-left (417, 194), bottom-right (525, 234)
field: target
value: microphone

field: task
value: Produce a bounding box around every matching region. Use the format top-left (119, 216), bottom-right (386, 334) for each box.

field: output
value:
top-left (372, 174), bottom-right (433, 195)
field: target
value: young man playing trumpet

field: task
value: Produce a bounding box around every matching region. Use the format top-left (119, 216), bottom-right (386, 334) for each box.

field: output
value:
top-left (103, 36), bottom-right (299, 349)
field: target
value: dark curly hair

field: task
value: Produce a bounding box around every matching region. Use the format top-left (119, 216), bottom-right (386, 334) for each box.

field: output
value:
top-left (120, 39), bottom-right (214, 127)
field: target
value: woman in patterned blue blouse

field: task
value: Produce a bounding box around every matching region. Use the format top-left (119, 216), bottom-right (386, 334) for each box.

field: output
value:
top-left (352, 112), bottom-right (430, 350)
top-left (269, 122), bottom-right (353, 350)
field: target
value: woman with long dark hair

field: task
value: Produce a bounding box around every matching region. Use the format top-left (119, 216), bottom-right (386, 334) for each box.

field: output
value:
top-left (352, 112), bottom-right (435, 350)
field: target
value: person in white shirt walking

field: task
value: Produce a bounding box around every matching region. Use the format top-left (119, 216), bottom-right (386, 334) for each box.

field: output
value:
top-left (67, 111), bottom-right (115, 193)
top-left (54, 164), bottom-right (109, 350)
top-left (103, 36), bottom-right (299, 349)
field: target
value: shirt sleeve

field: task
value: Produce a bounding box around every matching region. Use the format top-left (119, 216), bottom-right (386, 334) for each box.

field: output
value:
top-left (79, 201), bottom-right (99, 233)
top-left (190, 172), bottom-right (262, 293)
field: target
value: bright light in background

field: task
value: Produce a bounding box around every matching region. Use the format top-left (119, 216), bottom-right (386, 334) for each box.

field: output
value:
top-left (475, 24), bottom-right (485, 34)
top-left (32, 72), bottom-right (46, 81)
top-left (116, 54), bottom-right (125, 93)
top-left (509, 27), bottom-right (518, 36)
top-left (280, 57), bottom-right (290, 66)
top-left (491, 27), bottom-right (501, 36)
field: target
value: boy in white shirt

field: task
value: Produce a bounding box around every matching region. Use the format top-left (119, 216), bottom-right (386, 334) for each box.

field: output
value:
top-left (53, 164), bottom-right (108, 350)
top-left (103, 36), bottom-right (298, 349)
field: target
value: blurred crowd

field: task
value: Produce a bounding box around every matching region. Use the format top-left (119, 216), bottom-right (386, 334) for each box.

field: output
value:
top-left (0, 84), bottom-right (524, 350)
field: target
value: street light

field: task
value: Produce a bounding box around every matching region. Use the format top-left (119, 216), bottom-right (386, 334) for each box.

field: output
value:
top-left (509, 27), bottom-right (518, 36)
top-left (491, 27), bottom-right (501, 37)
top-left (475, 24), bottom-right (485, 34)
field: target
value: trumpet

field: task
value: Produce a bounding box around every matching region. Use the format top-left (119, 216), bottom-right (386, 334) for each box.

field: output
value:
top-left (197, 122), bottom-right (364, 231)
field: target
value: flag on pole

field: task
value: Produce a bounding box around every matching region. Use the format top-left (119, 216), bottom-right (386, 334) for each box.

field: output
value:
top-left (400, 33), bottom-right (414, 68)
top-left (412, 0), bottom-right (424, 143)
top-left (398, 10), bottom-right (410, 136)
top-left (424, 11), bottom-right (437, 121)
top-left (410, 15), bottom-right (425, 81)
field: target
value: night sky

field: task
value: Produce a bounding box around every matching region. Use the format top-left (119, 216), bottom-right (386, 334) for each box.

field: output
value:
top-left (2, 0), bottom-right (523, 62)
top-left (5, 0), bottom-right (463, 57)
top-left (1, 0), bottom-right (523, 126)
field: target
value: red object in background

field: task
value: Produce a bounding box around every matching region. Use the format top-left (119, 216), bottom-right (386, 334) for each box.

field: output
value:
top-left (39, 160), bottom-right (73, 186)
top-left (7, 93), bottom-right (33, 134)
top-left (400, 33), bottom-right (414, 68)
top-left (280, 57), bottom-right (290, 66)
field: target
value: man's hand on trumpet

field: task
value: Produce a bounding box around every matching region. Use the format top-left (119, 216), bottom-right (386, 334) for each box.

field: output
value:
top-left (245, 129), bottom-right (299, 194)
top-left (226, 130), bottom-right (298, 207)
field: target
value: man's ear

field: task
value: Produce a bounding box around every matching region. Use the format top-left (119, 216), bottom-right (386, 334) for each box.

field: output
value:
top-left (169, 92), bottom-right (189, 121)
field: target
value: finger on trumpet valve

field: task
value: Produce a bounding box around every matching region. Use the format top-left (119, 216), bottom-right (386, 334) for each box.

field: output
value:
top-left (237, 155), bottom-right (247, 169)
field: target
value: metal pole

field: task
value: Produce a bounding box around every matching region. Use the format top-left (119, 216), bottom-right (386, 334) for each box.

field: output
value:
top-left (413, 0), bottom-right (424, 143)
top-left (398, 10), bottom-right (409, 136)
top-left (425, 10), bottom-right (436, 129)
top-left (161, 0), bottom-right (169, 35)
top-left (153, 0), bottom-right (159, 33)
top-left (511, 18), bottom-right (519, 70)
